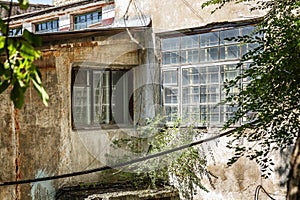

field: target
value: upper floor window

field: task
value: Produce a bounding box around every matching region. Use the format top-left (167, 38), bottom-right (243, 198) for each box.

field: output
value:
top-left (161, 25), bottom-right (258, 126)
top-left (74, 10), bottom-right (102, 30)
top-left (71, 68), bottom-right (133, 129)
top-left (36, 19), bottom-right (59, 33)
top-left (9, 27), bottom-right (22, 36)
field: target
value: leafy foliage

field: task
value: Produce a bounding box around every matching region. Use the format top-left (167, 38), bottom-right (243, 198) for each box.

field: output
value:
top-left (110, 117), bottom-right (216, 199)
top-left (204, 0), bottom-right (300, 177)
top-left (0, 0), bottom-right (48, 108)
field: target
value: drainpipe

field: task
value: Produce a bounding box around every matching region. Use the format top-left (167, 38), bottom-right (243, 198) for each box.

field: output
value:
top-left (11, 103), bottom-right (21, 200)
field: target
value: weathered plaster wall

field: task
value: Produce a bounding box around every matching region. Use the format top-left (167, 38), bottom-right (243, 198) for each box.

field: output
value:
top-left (0, 28), bottom-right (156, 199)
top-left (197, 132), bottom-right (287, 200)
top-left (114, 0), bottom-right (265, 33)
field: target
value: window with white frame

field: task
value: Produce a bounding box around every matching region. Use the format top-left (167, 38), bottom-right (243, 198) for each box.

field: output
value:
top-left (161, 25), bottom-right (257, 125)
top-left (74, 10), bottom-right (102, 30)
top-left (36, 19), bottom-right (59, 33)
top-left (71, 68), bottom-right (133, 128)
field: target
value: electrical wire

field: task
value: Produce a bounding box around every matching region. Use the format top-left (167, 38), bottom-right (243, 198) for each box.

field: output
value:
top-left (181, 0), bottom-right (204, 21)
top-left (0, 128), bottom-right (236, 187)
top-left (254, 185), bottom-right (276, 200)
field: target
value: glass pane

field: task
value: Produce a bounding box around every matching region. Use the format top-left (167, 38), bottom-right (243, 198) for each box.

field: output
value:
top-left (220, 28), bottom-right (239, 45)
top-left (182, 106), bottom-right (200, 121)
top-left (165, 106), bottom-right (178, 122)
top-left (181, 35), bottom-right (199, 49)
top-left (199, 67), bottom-right (206, 84)
top-left (191, 87), bottom-right (200, 103)
top-left (207, 85), bottom-right (219, 103)
top-left (112, 71), bottom-right (131, 124)
top-left (87, 13), bottom-right (92, 25)
top-left (162, 51), bottom-right (180, 65)
top-left (226, 105), bottom-right (238, 121)
top-left (200, 86), bottom-right (207, 103)
top-left (162, 38), bottom-right (180, 51)
top-left (207, 66), bottom-right (219, 84)
top-left (220, 45), bottom-right (240, 60)
top-left (164, 88), bottom-right (178, 104)
top-left (223, 64), bottom-right (239, 81)
top-left (208, 105), bottom-right (219, 122)
top-left (200, 105), bottom-right (207, 122)
top-left (200, 47), bottom-right (218, 62)
top-left (200, 32), bottom-right (219, 47)
top-left (242, 26), bottom-right (255, 36)
top-left (181, 49), bottom-right (199, 64)
top-left (93, 71), bottom-right (110, 124)
top-left (163, 71), bottom-right (177, 85)
top-left (73, 86), bottom-right (91, 126)
top-left (182, 68), bottom-right (200, 85)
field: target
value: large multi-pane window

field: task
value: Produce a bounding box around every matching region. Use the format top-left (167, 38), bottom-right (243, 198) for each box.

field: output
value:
top-left (71, 68), bottom-right (133, 128)
top-left (36, 19), bottom-right (59, 33)
top-left (161, 25), bottom-right (257, 125)
top-left (74, 10), bottom-right (102, 30)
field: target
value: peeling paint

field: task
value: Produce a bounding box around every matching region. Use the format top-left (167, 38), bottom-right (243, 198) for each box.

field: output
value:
top-left (30, 170), bottom-right (56, 200)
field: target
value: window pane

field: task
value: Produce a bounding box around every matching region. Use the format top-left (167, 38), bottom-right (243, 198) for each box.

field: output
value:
top-left (162, 38), bottom-right (180, 51)
top-left (164, 88), bottom-right (178, 104)
top-left (220, 28), bottom-right (239, 45)
top-left (163, 70), bottom-right (177, 85)
top-left (182, 68), bottom-right (200, 86)
top-left (183, 105), bottom-right (200, 121)
top-left (181, 49), bottom-right (199, 64)
top-left (200, 47), bottom-right (218, 62)
top-left (200, 32), bottom-right (218, 47)
top-left (165, 106), bottom-right (178, 122)
top-left (208, 105), bottom-right (220, 122)
top-left (181, 35), bottom-right (199, 49)
top-left (242, 26), bottom-right (255, 36)
top-left (93, 71), bottom-right (110, 124)
top-left (200, 105), bottom-right (207, 122)
top-left (207, 66), bottom-right (219, 84)
top-left (162, 51), bottom-right (180, 65)
top-left (73, 87), bottom-right (91, 125)
top-left (72, 69), bottom-right (91, 127)
top-left (111, 70), bottom-right (133, 124)
top-left (220, 45), bottom-right (240, 60)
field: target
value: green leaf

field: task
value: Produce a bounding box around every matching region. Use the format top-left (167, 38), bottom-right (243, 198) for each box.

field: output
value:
top-left (22, 29), bottom-right (42, 46)
top-left (10, 83), bottom-right (25, 109)
top-left (32, 78), bottom-right (49, 106)
top-left (18, 0), bottom-right (29, 10)
top-left (0, 80), bottom-right (10, 93)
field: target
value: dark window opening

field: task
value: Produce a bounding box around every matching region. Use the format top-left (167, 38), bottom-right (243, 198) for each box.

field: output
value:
top-left (71, 68), bottom-right (133, 129)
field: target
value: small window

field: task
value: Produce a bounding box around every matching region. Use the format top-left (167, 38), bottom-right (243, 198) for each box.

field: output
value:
top-left (71, 68), bottom-right (133, 129)
top-left (9, 27), bottom-right (22, 36)
top-left (36, 19), bottom-right (59, 33)
top-left (74, 10), bottom-right (102, 30)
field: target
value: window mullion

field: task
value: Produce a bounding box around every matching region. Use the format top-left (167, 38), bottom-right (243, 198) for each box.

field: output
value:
top-left (109, 70), bottom-right (113, 124)
top-left (90, 70), bottom-right (95, 125)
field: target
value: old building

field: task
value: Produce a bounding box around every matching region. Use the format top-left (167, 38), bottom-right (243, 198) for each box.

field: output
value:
top-left (0, 0), bottom-right (288, 199)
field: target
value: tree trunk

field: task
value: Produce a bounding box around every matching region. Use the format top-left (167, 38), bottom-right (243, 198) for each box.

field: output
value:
top-left (287, 135), bottom-right (300, 200)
